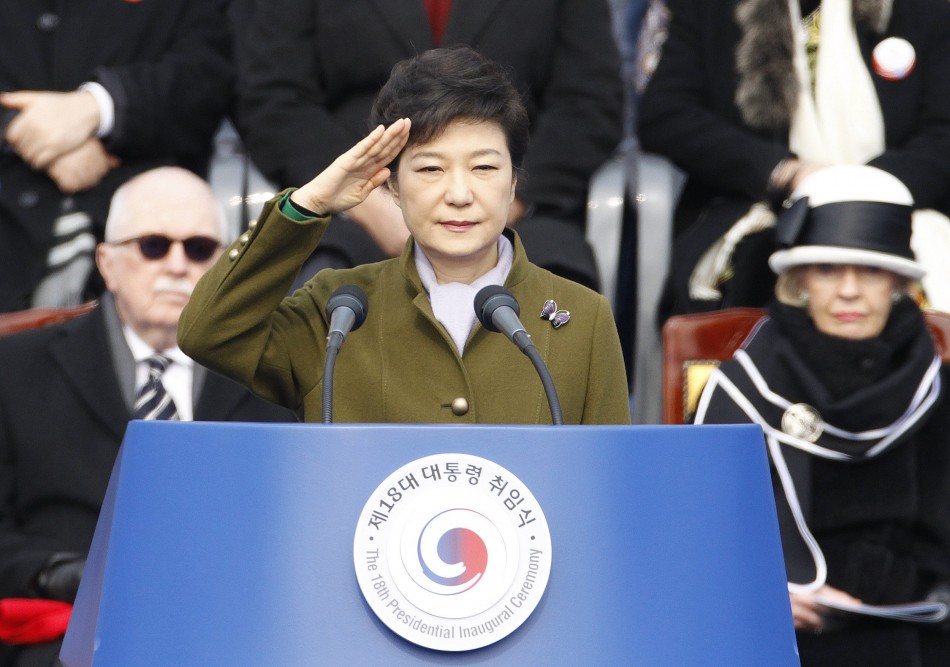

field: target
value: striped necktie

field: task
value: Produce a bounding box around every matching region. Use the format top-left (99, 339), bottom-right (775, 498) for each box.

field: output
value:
top-left (133, 355), bottom-right (180, 421)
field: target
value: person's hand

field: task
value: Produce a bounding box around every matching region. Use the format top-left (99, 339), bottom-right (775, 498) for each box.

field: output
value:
top-left (291, 119), bottom-right (411, 218)
top-left (46, 139), bottom-right (120, 194)
top-left (346, 187), bottom-right (410, 257)
top-left (0, 90), bottom-right (101, 170)
top-left (789, 584), bottom-right (861, 632)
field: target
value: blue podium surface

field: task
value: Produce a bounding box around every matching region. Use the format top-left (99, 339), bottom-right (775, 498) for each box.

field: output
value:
top-left (62, 422), bottom-right (798, 666)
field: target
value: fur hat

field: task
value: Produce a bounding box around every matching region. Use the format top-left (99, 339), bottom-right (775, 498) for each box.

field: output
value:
top-left (768, 165), bottom-right (924, 279)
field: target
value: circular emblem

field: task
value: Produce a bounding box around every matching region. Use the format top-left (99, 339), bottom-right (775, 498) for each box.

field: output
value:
top-left (781, 403), bottom-right (824, 443)
top-left (353, 454), bottom-right (552, 651)
top-left (872, 37), bottom-right (916, 81)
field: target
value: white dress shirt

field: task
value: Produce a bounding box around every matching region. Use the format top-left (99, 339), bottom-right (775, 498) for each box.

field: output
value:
top-left (123, 326), bottom-right (196, 421)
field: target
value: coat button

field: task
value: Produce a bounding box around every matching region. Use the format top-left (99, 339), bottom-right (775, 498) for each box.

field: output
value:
top-left (18, 190), bottom-right (39, 208)
top-left (36, 12), bottom-right (60, 31)
top-left (247, 219), bottom-right (258, 230)
top-left (451, 397), bottom-right (469, 416)
top-left (228, 248), bottom-right (239, 260)
top-left (239, 232), bottom-right (250, 245)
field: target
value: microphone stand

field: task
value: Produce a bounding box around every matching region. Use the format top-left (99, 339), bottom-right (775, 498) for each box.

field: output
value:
top-left (322, 331), bottom-right (345, 424)
top-left (525, 345), bottom-right (564, 425)
top-left (474, 285), bottom-right (564, 426)
top-left (321, 285), bottom-right (368, 424)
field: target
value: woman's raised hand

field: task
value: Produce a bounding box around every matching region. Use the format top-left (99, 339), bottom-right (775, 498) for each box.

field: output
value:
top-left (290, 118), bottom-right (411, 216)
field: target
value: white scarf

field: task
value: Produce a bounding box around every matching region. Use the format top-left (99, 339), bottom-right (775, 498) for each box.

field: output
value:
top-left (788, 0), bottom-right (884, 164)
top-left (414, 236), bottom-right (514, 356)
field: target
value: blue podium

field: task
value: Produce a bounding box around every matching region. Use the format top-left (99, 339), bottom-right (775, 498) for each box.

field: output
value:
top-left (61, 422), bottom-right (798, 665)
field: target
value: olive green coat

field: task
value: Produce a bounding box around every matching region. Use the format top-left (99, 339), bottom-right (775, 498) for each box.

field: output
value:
top-left (178, 194), bottom-right (630, 424)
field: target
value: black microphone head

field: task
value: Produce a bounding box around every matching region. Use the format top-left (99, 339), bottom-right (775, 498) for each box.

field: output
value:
top-left (327, 284), bottom-right (369, 331)
top-left (474, 285), bottom-right (520, 333)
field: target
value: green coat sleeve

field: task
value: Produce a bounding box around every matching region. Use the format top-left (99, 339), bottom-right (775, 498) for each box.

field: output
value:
top-left (178, 192), bottom-right (330, 410)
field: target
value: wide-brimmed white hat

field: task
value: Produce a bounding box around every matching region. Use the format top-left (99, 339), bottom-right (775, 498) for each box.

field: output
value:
top-left (768, 165), bottom-right (925, 280)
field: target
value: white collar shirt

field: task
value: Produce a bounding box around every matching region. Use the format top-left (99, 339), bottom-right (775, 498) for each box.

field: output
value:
top-left (123, 326), bottom-right (196, 421)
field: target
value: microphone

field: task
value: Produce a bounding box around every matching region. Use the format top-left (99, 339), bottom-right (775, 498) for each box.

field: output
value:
top-left (323, 285), bottom-right (368, 423)
top-left (474, 285), bottom-right (564, 425)
top-left (474, 285), bottom-right (531, 352)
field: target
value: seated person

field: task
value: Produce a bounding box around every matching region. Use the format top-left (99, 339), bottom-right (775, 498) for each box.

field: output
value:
top-left (179, 46), bottom-right (631, 425)
top-left (0, 167), bottom-right (295, 667)
top-left (694, 165), bottom-right (950, 666)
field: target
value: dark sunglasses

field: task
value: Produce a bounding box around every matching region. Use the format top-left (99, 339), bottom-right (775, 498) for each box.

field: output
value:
top-left (112, 234), bottom-right (221, 262)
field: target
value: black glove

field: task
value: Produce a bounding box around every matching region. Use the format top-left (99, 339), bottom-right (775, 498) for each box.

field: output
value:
top-left (34, 553), bottom-right (86, 602)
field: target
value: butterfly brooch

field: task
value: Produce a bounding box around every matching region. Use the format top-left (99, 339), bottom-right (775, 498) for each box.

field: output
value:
top-left (540, 299), bottom-right (571, 329)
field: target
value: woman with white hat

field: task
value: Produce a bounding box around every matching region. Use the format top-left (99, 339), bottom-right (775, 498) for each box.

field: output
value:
top-left (695, 165), bottom-right (950, 665)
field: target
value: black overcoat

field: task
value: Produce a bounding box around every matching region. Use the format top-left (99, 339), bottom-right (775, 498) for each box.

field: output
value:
top-left (637, 0), bottom-right (950, 315)
top-left (0, 306), bottom-right (295, 599)
top-left (0, 0), bottom-right (233, 310)
top-left (696, 304), bottom-right (950, 666)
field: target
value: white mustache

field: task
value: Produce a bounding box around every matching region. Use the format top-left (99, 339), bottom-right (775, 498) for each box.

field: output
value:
top-left (153, 277), bottom-right (194, 296)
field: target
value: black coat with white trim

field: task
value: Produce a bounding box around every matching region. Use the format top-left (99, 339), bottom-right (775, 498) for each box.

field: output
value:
top-left (696, 300), bottom-right (950, 666)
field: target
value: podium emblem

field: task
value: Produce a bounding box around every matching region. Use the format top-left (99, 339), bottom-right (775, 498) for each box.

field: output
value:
top-left (354, 453), bottom-right (552, 651)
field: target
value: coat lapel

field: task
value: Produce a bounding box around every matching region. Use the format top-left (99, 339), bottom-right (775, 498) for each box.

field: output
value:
top-left (443, 0), bottom-right (508, 45)
top-left (48, 310), bottom-right (130, 441)
top-left (366, 0), bottom-right (510, 51)
top-left (367, 0), bottom-right (435, 52)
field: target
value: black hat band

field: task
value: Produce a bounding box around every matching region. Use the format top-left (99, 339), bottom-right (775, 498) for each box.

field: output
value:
top-left (781, 200), bottom-right (913, 260)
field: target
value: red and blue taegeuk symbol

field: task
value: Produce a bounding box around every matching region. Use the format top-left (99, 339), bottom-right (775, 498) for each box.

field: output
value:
top-left (417, 510), bottom-right (489, 594)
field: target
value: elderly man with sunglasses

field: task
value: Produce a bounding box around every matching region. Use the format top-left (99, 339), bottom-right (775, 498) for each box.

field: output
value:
top-left (0, 167), bottom-right (295, 667)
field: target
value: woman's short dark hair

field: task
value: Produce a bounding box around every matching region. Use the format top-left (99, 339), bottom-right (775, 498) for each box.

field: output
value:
top-left (370, 46), bottom-right (530, 171)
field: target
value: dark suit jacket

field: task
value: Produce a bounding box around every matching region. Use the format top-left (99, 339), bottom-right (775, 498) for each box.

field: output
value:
top-left (0, 304), bottom-right (296, 600)
top-left (0, 0), bottom-right (233, 311)
top-left (233, 0), bottom-right (623, 287)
